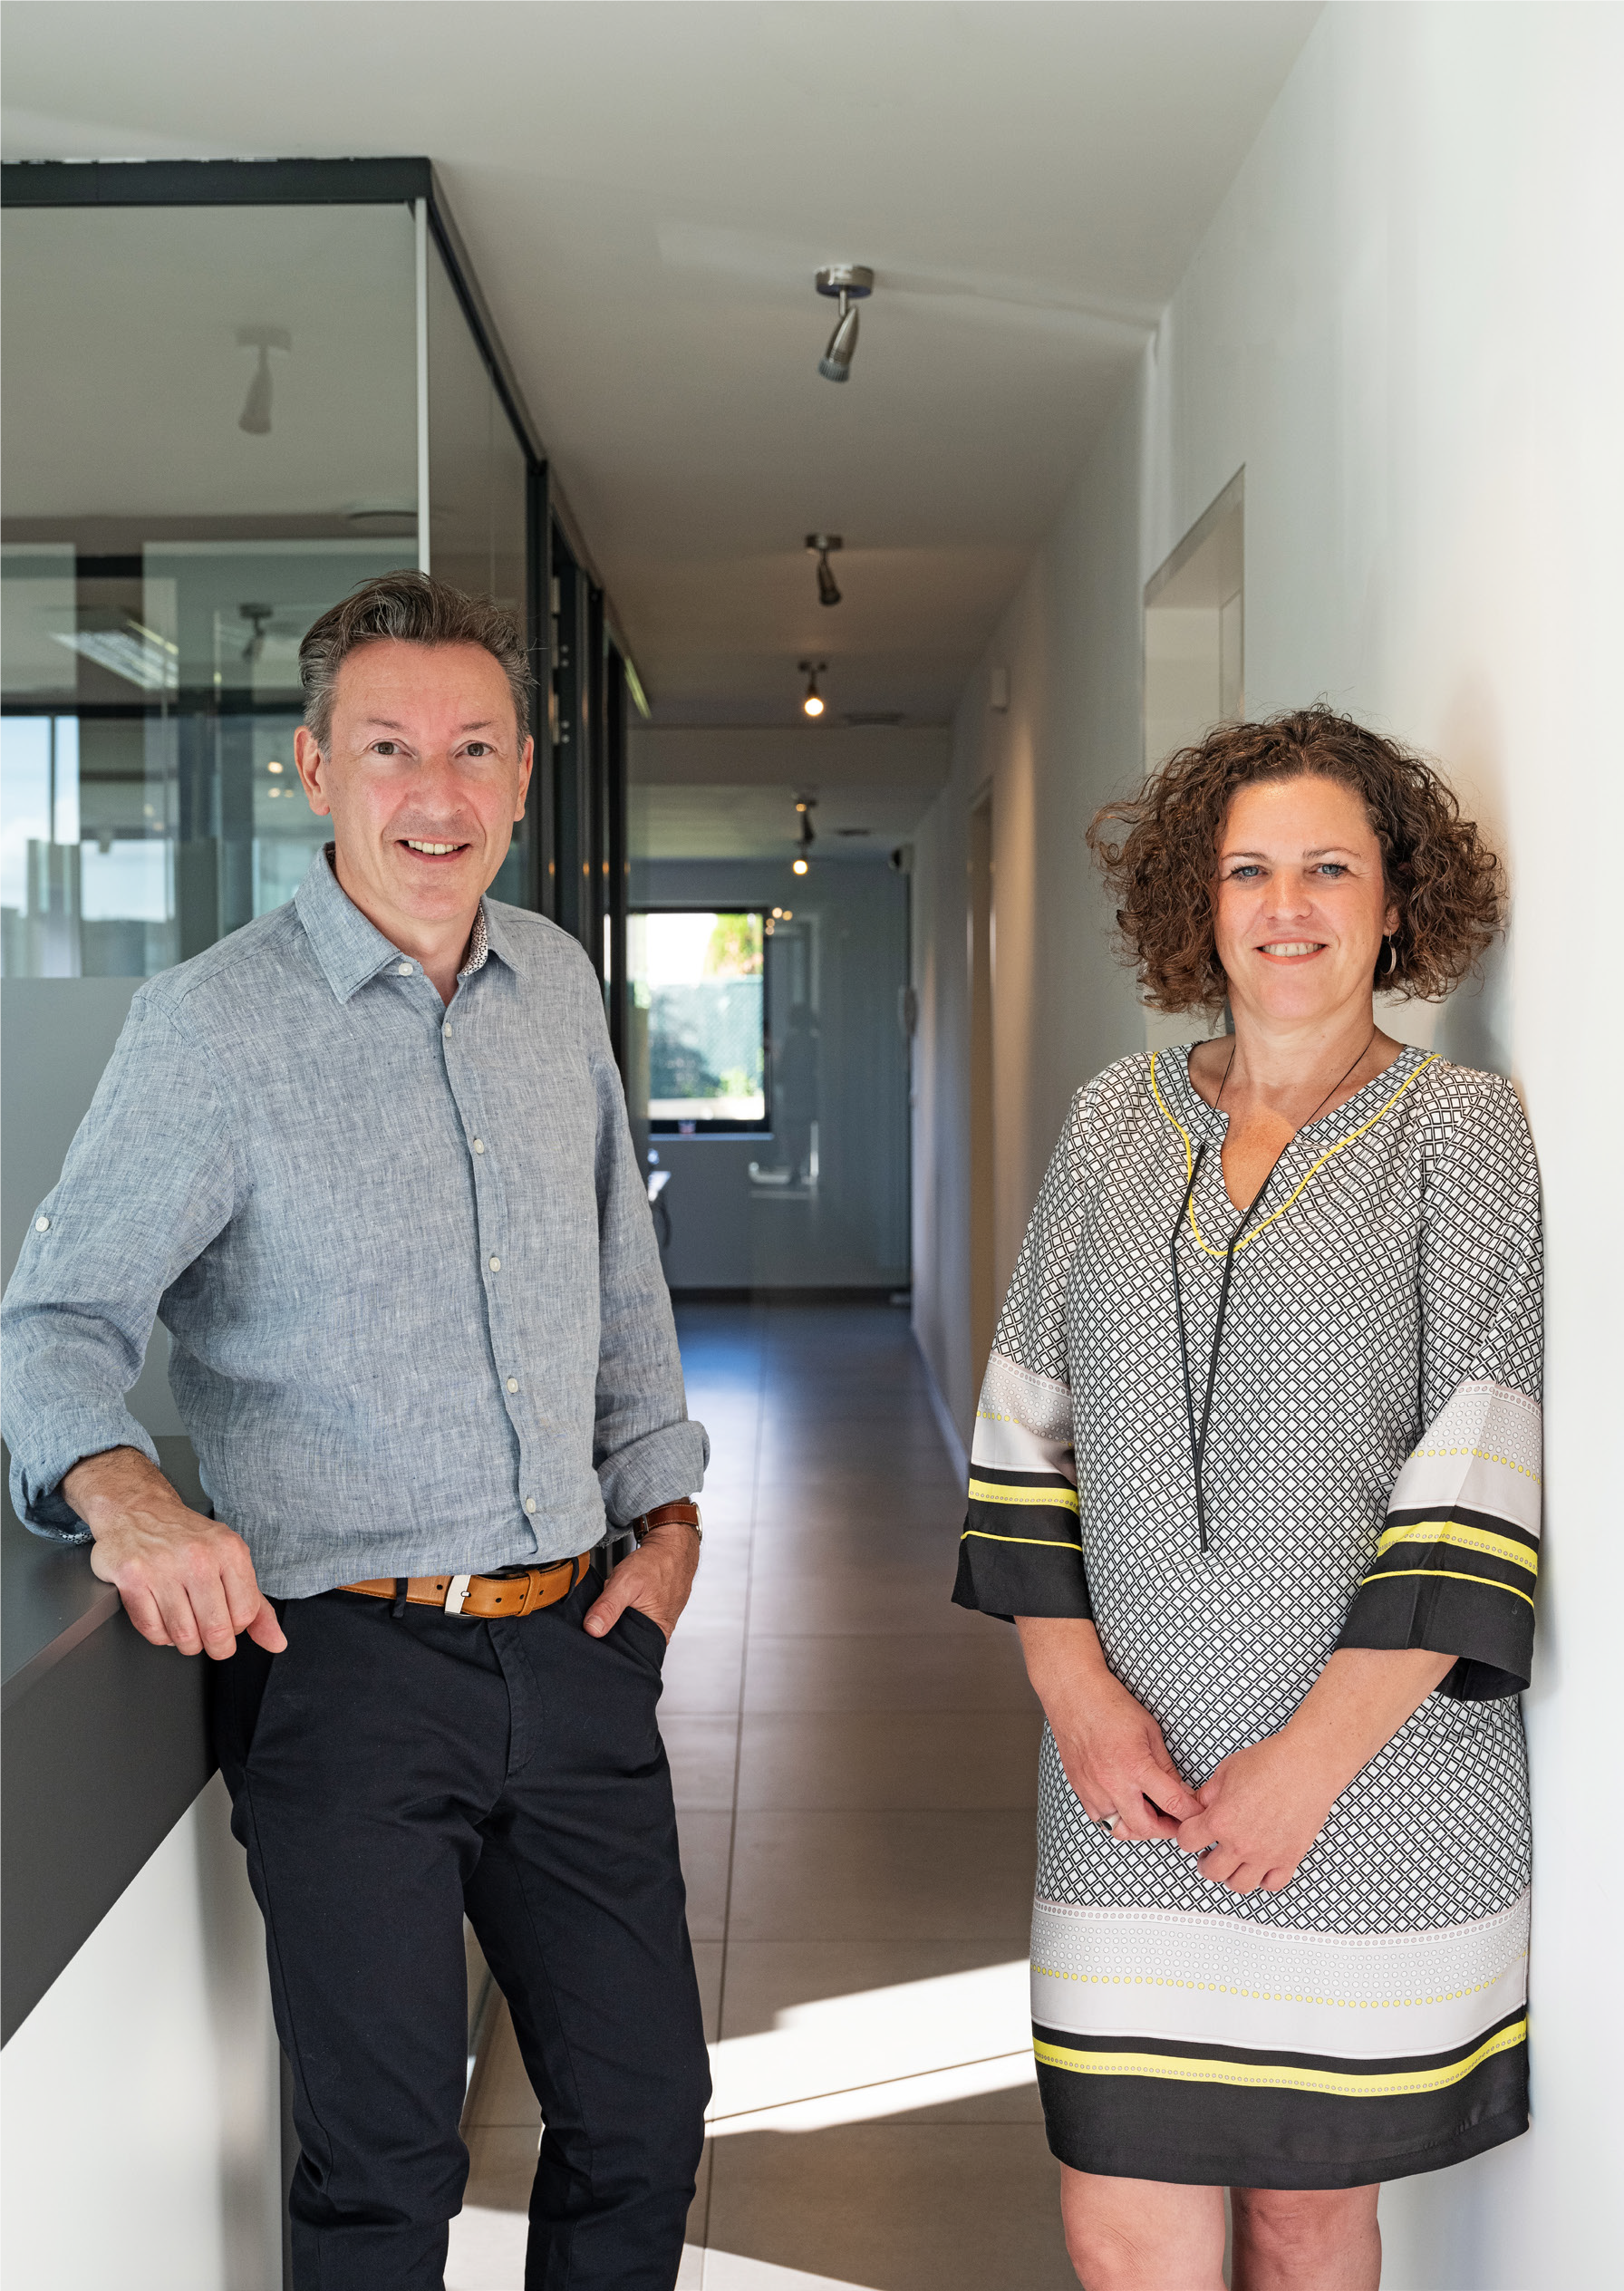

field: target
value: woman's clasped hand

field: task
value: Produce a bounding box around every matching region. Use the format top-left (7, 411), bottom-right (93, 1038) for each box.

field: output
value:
top-left (1019, 1616), bottom-right (1381, 1895)
top-left (1173, 1734), bottom-right (1341, 1895)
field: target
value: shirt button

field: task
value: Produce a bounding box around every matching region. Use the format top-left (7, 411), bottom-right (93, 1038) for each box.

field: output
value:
top-left (473, 1138), bottom-right (485, 1155)
top-left (395, 961), bottom-right (412, 976)
top-left (488, 1255), bottom-right (501, 1271)
top-left (34, 1215), bottom-right (50, 1232)
top-left (507, 1378), bottom-right (518, 1394)
top-left (443, 1022), bottom-right (453, 1038)
top-left (525, 1497), bottom-right (537, 1514)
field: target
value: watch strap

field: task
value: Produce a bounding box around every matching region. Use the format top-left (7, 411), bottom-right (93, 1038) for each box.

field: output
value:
top-left (629, 1499), bottom-right (702, 1544)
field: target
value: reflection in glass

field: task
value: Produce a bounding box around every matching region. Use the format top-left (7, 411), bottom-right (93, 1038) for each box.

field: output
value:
top-left (629, 911), bottom-right (767, 1128)
top-left (1, 200), bottom-right (422, 976)
top-left (426, 236), bottom-right (533, 906)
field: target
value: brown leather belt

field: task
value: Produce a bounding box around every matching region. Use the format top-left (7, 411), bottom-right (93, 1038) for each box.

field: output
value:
top-left (340, 1552), bottom-right (591, 1619)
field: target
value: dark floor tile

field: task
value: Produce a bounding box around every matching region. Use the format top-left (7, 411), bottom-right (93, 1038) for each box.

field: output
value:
top-left (705, 2122), bottom-right (1072, 2291)
top-left (734, 1710), bottom-right (1041, 1812)
top-left (741, 1631), bottom-right (1034, 1715)
top-left (727, 1808), bottom-right (1038, 1940)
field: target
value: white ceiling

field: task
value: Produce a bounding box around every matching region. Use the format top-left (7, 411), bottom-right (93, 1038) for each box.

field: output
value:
top-left (2, 0), bottom-right (1318, 748)
top-left (630, 723), bottom-right (950, 859)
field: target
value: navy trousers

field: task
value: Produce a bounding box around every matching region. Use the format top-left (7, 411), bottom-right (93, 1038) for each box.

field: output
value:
top-left (212, 1573), bottom-right (710, 2291)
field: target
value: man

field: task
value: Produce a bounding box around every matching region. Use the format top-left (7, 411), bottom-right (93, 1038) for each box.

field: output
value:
top-left (2, 573), bottom-right (710, 2288)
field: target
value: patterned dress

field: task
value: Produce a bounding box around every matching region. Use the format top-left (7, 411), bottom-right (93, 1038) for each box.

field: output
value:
top-left (953, 1044), bottom-right (1541, 2189)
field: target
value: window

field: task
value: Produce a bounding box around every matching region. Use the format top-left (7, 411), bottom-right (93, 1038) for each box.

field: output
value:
top-left (629, 910), bottom-right (767, 1131)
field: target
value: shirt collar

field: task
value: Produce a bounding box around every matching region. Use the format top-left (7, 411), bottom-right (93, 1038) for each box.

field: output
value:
top-left (294, 846), bottom-right (511, 1004)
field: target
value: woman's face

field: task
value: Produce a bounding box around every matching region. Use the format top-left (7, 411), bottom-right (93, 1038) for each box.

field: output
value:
top-left (1213, 775), bottom-right (1398, 1028)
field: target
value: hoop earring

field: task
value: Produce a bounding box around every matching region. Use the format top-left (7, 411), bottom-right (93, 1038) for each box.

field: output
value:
top-left (1380, 937), bottom-right (1398, 980)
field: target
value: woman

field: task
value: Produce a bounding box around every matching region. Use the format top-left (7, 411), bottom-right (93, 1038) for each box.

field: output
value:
top-left (954, 709), bottom-right (1538, 2290)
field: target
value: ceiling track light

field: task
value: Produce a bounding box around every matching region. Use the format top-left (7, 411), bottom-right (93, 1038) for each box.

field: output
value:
top-left (815, 266), bottom-right (874, 383)
top-left (807, 533), bottom-right (843, 607)
top-left (793, 795), bottom-right (817, 875)
top-left (799, 659), bottom-right (827, 719)
top-left (237, 324), bottom-right (292, 436)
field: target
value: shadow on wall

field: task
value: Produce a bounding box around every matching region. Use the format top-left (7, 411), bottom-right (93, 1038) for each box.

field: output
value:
top-left (1429, 674), bottom-right (1513, 1081)
top-left (196, 1777), bottom-right (287, 2286)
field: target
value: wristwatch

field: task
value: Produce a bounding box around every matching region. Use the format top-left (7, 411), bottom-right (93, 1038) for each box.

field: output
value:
top-left (628, 1499), bottom-right (702, 1545)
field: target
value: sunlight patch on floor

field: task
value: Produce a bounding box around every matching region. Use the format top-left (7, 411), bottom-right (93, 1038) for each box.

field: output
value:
top-left (705, 1958), bottom-right (1034, 2136)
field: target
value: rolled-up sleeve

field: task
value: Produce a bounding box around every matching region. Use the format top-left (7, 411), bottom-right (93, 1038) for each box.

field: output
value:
top-left (1, 991), bottom-right (237, 1539)
top-left (587, 1010), bottom-right (709, 1526)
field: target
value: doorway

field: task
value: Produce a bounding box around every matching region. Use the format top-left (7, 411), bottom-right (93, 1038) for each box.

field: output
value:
top-left (1142, 470), bottom-right (1243, 1055)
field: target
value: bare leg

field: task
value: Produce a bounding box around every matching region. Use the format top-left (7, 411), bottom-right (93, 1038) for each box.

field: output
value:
top-left (1060, 2166), bottom-right (1227, 2291)
top-left (1232, 2186), bottom-right (1380, 2291)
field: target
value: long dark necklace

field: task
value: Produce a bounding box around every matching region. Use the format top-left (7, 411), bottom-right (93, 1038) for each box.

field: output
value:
top-left (1169, 1029), bottom-right (1377, 1552)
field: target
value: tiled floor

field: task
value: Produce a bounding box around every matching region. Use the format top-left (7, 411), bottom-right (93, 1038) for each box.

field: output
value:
top-left (450, 1300), bottom-right (1074, 2291)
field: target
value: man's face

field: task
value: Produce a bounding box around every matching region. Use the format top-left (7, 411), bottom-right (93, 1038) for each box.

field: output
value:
top-left (294, 639), bottom-right (532, 940)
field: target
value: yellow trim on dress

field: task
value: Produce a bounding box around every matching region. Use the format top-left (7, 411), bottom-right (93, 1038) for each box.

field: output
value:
top-left (1359, 1564), bottom-right (1536, 1612)
top-left (1148, 1050), bottom-right (1440, 1260)
top-left (1033, 2017), bottom-right (1525, 2100)
top-left (1376, 1521), bottom-right (1539, 1576)
top-left (1410, 1441), bottom-right (1542, 1486)
top-left (960, 1529), bottom-right (1082, 1550)
top-left (968, 1477), bottom-right (1079, 1512)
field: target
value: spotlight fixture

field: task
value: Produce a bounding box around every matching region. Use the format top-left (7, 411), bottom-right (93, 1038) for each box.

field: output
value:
top-left (237, 325), bottom-right (292, 436)
top-left (806, 533), bottom-right (843, 607)
top-left (815, 266), bottom-right (874, 383)
top-left (792, 795), bottom-right (817, 875)
top-left (799, 660), bottom-right (827, 719)
top-left (239, 602), bottom-right (276, 662)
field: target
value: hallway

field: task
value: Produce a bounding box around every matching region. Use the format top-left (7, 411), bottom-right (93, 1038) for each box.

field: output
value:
top-left (451, 1300), bottom-right (1070, 2290)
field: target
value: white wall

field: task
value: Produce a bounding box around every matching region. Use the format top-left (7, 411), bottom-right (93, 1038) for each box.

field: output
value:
top-left (1, 1775), bottom-right (284, 2288)
top-left (911, 5), bottom-right (1623, 2278)
top-left (912, 369), bottom-right (1148, 1437)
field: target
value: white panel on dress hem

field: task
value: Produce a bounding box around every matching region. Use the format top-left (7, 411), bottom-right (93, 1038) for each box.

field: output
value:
top-left (1030, 1891), bottom-right (1529, 2064)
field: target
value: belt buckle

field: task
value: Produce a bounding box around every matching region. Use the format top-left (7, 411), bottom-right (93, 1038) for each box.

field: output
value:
top-left (444, 1573), bottom-right (473, 1617)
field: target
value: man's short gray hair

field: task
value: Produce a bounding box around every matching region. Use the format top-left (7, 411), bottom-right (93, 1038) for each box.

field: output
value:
top-left (299, 571), bottom-right (531, 750)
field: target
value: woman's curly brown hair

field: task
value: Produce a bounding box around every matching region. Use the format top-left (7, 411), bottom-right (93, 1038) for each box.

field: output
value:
top-left (1086, 706), bottom-right (1504, 1013)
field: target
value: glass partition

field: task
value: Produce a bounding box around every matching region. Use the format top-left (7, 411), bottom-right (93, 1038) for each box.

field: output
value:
top-left (1, 188), bottom-right (543, 976)
top-left (425, 234), bottom-right (533, 905)
top-left (1, 198), bottom-right (422, 977)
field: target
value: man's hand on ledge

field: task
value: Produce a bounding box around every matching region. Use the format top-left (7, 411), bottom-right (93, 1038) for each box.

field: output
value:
top-left (584, 1521), bottom-right (700, 1644)
top-left (62, 1445), bottom-right (287, 1661)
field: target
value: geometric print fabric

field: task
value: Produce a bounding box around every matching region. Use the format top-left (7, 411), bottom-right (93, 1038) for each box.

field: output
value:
top-left (957, 1043), bottom-right (1543, 2180)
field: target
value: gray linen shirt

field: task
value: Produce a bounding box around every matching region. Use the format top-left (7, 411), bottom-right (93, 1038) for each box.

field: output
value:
top-left (1, 848), bottom-right (707, 1597)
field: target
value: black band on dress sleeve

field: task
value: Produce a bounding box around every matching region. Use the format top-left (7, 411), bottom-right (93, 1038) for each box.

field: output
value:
top-left (1336, 1379), bottom-right (1541, 1700)
top-left (952, 1469), bottom-right (1092, 1621)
